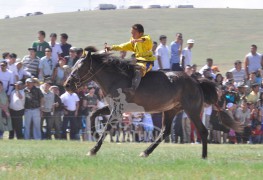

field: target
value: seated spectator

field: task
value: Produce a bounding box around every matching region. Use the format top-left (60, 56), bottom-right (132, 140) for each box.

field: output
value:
top-left (199, 58), bottom-right (213, 75)
top-left (247, 83), bottom-right (260, 104)
top-left (211, 65), bottom-right (220, 79)
top-left (215, 73), bottom-right (224, 86)
top-left (251, 124), bottom-right (262, 144)
top-left (245, 71), bottom-right (257, 89)
top-left (229, 60), bottom-right (246, 85)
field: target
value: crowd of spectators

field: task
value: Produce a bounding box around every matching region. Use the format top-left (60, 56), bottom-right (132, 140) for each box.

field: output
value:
top-left (0, 31), bottom-right (262, 144)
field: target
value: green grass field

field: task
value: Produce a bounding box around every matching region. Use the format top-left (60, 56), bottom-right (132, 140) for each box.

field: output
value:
top-left (1, 8), bottom-right (263, 72)
top-left (0, 140), bottom-right (263, 180)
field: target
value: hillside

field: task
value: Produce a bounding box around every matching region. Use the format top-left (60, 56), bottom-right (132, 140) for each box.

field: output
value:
top-left (1, 8), bottom-right (263, 72)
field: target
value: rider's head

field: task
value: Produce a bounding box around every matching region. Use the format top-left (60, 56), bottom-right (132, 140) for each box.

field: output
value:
top-left (131, 24), bottom-right (144, 39)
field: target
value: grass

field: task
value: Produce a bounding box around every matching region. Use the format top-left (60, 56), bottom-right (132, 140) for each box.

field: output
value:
top-left (1, 8), bottom-right (263, 72)
top-left (0, 140), bottom-right (263, 180)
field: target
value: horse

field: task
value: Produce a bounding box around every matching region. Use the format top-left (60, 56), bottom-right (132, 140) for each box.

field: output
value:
top-left (64, 46), bottom-right (242, 159)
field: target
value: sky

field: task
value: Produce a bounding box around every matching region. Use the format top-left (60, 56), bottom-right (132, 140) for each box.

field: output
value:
top-left (0, 0), bottom-right (263, 18)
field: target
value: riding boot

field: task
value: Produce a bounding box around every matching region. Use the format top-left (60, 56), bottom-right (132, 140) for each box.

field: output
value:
top-left (124, 69), bottom-right (141, 96)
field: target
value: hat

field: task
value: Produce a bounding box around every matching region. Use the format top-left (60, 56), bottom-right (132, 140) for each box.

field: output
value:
top-left (226, 102), bottom-right (234, 109)
top-left (187, 39), bottom-right (195, 44)
top-left (14, 81), bottom-right (24, 85)
top-left (49, 85), bottom-right (59, 91)
top-left (28, 47), bottom-right (37, 51)
top-left (237, 83), bottom-right (248, 88)
top-left (69, 47), bottom-right (77, 52)
top-left (234, 60), bottom-right (242, 64)
top-left (251, 82), bottom-right (260, 87)
top-left (211, 66), bottom-right (220, 72)
top-left (25, 78), bottom-right (35, 83)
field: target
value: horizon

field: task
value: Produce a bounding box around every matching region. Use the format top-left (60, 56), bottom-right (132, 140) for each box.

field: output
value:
top-left (1, 0), bottom-right (263, 19)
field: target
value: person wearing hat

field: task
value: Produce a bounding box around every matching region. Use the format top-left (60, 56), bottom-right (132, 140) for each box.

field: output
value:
top-left (229, 60), bottom-right (246, 85)
top-left (247, 83), bottom-right (260, 104)
top-left (49, 33), bottom-right (63, 64)
top-left (0, 60), bottom-right (15, 95)
top-left (24, 78), bottom-right (44, 140)
top-left (64, 47), bottom-right (79, 68)
top-left (32, 30), bottom-right (50, 58)
top-left (182, 39), bottom-right (194, 69)
top-left (155, 35), bottom-right (170, 70)
top-left (22, 47), bottom-right (40, 78)
top-left (9, 81), bottom-right (25, 139)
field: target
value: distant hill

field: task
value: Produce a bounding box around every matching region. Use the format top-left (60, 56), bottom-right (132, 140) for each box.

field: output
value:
top-left (0, 8), bottom-right (263, 72)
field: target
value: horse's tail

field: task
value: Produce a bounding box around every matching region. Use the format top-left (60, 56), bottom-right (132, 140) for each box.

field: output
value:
top-left (218, 110), bottom-right (244, 133)
top-left (198, 78), bottom-right (218, 105)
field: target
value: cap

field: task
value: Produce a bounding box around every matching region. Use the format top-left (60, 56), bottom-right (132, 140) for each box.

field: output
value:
top-left (25, 78), bottom-right (35, 83)
top-left (234, 60), bottom-right (242, 64)
top-left (28, 47), bottom-right (37, 51)
top-left (69, 47), bottom-right (77, 52)
top-left (211, 66), bottom-right (220, 72)
top-left (49, 85), bottom-right (59, 90)
top-left (187, 39), bottom-right (195, 44)
top-left (14, 81), bottom-right (24, 85)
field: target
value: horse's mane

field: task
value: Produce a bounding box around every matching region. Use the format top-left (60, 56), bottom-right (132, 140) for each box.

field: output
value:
top-left (85, 46), bottom-right (136, 76)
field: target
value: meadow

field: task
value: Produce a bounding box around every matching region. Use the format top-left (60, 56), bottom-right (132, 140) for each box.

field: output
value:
top-left (1, 8), bottom-right (263, 72)
top-left (0, 140), bottom-right (263, 180)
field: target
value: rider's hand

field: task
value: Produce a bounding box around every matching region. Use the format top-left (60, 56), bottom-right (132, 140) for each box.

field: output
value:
top-left (105, 46), bottom-right (112, 51)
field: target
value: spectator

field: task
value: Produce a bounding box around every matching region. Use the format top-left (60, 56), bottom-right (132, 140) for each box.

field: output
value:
top-left (49, 85), bottom-right (63, 139)
top-left (199, 58), bottom-right (213, 75)
top-left (32, 30), bottom-right (50, 58)
top-left (39, 47), bottom-right (55, 82)
top-left (60, 86), bottom-right (80, 140)
top-left (244, 44), bottom-right (261, 80)
top-left (65, 47), bottom-right (79, 68)
top-left (2, 52), bottom-right (10, 60)
top-left (9, 81), bottom-right (25, 139)
top-left (245, 71), bottom-right (257, 89)
top-left (76, 48), bottom-right (84, 59)
top-left (122, 112), bottom-right (132, 142)
top-left (151, 41), bottom-right (159, 71)
top-left (60, 33), bottom-right (72, 57)
top-left (251, 124), bottom-right (262, 144)
top-left (40, 81), bottom-right (55, 139)
top-left (52, 57), bottom-right (67, 94)
top-left (22, 47), bottom-right (40, 78)
top-left (247, 83), bottom-right (260, 104)
top-left (7, 53), bottom-right (19, 82)
top-left (16, 61), bottom-right (31, 81)
top-left (182, 111), bottom-right (191, 143)
top-left (156, 35), bottom-right (170, 70)
top-left (24, 78), bottom-right (44, 140)
top-left (49, 33), bottom-right (63, 64)
top-left (142, 113), bottom-right (154, 142)
top-left (235, 101), bottom-right (250, 143)
top-left (229, 60), bottom-right (246, 85)
top-left (215, 73), bottom-right (224, 86)
top-left (211, 66), bottom-right (220, 79)
top-left (0, 60), bottom-right (14, 95)
top-left (0, 80), bottom-right (12, 138)
top-left (182, 39), bottom-right (194, 69)
top-left (131, 112), bottom-right (144, 142)
top-left (170, 33), bottom-right (183, 71)
top-left (191, 64), bottom-right (197, 74)
top-left (184, 65), bottom-right (193, 76)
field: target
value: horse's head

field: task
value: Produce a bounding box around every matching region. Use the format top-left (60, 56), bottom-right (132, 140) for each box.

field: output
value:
top-left (64, 46), bottom-right (98, 92)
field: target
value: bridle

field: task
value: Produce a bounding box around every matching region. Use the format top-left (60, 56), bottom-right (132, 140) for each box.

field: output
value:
top-left (69, 52), bottom-right (105, 89)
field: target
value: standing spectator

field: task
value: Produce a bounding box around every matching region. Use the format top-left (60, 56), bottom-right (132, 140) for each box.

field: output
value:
top-left (0, 61), bottom-right (14, 95)
top-left (0, 81), bottom-right (12, 138)
top-left (2, 52), bottom-right (10, 61)
top-left (65, 47), bottom-right (79, 68)
top-left (24, 78), bottom-right (44, 140)
top-left (32, 30), bottom-right (50, 58)
top-left (60, 33), bottom-right (72, 57)
top-left (9, 81), bottom-right (25, 139)
top-left (52, 57), bottom-right (67, 94)
top-left (40, 81), bottom-right (55, 139)
top-left (184, 65), bottom-right (193, 76)
top-left (142, 113), bottom-right (154, 142)
top-left (60, 87), bottom-right (80, 140)
top-left (182, 111), bottom-right (191, 143)
top-left (229, 60), bottom-right (246, 85)
top-left (39, 47), bottom-right (55, 82)
top-left (170, 33), bottom-right (183, 71)
top-left (199, 58), bottom-right (213, 75)
top-left (7, 53), bottom-right (19, 82)
top-left (131, 112), bottom-right (144, 142)
top-left (22, 47), bottom-right (40, 78)
top-left (16, 61), bottom-right (31, 81)
top-left (235, 101), bottom-right (250, 143)
top-left (49, 85), bottom-right (63, 139)
top-left (49, 33), bottom-right (63, 64)
top-left (244, 44), bottom-right (261, 80)
top-left (156, 35), bottom-right (170, 70)
top-left (182, 39), bottom-right (195, 69)
top-left (151, 41), bottom-right (159, 71)
top-left (171, 112), bottom-right (183, 143)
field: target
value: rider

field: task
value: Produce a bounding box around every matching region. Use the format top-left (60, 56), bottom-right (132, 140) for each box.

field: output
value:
top-left (106, 24), bottom-right (156, 95)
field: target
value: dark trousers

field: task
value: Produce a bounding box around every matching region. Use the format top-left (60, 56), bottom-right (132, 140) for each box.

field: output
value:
top-left (171, 63), bottom-right (183, 71)
top-left (41, 112), bottom-right (52, 139)
top-left (171, 111), bottom-right (183, 143)
top-left (62, 110), bottom-right (79, 140)
top-left (9, 109), bottom-right (24, 139)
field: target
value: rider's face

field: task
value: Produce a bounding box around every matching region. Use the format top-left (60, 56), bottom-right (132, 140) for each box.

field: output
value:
top-left (131, 28), bottom-right (143, 39)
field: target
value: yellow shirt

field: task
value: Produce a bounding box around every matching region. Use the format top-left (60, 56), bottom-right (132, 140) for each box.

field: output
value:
top-left (111, 35), bottom-right (156, 61)
top-left (246, 91), bottom-right (260, 103)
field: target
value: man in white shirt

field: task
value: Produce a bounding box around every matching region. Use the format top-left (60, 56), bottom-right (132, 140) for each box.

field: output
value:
top-left (7, 53), bottom-right (19, 82)
top-left (229, 60), bottom-right (246, 86)
top-left (60, 87), bottom-right (80, 140)
top-left (244, 44), bottom-right (261, 80)
top-left (156, 35), bottom-right (170, 70)
top-left (0, 61), bottom-right (14, 95)
top-left (49, 33), bottom-right (63, 65)
top-left (9, 81), bottom-right (25, 139)
top-left (182, 39), bottom-right (194, 69)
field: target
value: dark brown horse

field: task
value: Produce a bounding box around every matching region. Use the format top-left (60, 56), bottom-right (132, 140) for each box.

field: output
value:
top-left (64, 46), bottom-right (242, 159)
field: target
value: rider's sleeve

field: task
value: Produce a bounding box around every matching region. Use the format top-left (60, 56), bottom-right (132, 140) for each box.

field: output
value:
top-left (111, 41), bottom-right (134, 52)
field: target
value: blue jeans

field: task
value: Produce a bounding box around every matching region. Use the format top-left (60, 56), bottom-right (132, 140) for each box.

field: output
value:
top-left (24, 108), bottom-right (41, 140)
top-left (61, 110), bottom-right (79, 140)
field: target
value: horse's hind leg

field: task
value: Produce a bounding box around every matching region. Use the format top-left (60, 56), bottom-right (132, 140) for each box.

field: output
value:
top-left (140, 110), bottom-right (175, 157)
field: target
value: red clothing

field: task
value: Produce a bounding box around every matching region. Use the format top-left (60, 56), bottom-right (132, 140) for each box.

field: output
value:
top-left (252, 129), bottom-right (263, 136)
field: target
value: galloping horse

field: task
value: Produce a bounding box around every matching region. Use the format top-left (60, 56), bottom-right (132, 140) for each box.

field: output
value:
top-left (64, 46), bottom-right (242, 159)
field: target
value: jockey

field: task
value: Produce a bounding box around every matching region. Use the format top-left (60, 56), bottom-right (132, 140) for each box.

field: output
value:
top-left (106, 24), bottom-right (156, 95)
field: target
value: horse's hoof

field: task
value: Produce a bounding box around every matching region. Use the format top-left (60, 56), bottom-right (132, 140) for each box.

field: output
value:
top-left (139, 152), bottom-right (149, 158)
top-left (86, 151), bottom-right (97, 156)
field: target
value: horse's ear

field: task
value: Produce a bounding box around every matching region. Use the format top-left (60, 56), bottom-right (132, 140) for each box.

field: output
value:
top-left (83, 46), bottom-right (98, 59)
